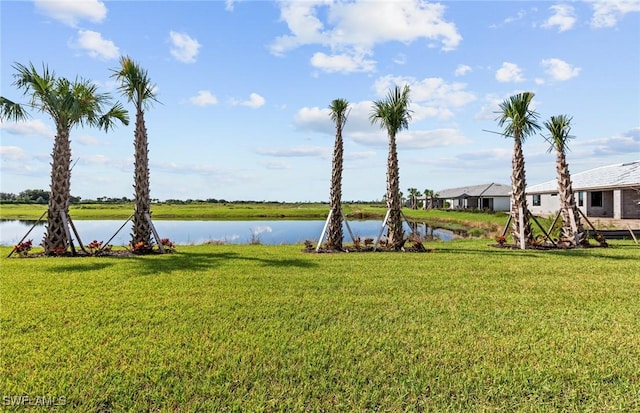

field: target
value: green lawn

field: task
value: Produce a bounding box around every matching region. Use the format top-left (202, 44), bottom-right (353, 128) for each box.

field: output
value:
top-left (2, 240), bottom-right (639, 411)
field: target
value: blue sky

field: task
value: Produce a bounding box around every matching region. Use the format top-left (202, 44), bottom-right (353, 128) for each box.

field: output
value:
top-left (1, 0), bottom-right (639, 202)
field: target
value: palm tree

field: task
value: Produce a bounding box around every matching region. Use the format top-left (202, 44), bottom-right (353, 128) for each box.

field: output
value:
top-left (544, 115), bottom-right (588, 247)
top-left (423, 189), bottom-right (435, 210)
top-left (370, 85), bottom-right (412, 250)
top-left (326, 98), bottom-right (349, 251)
top-left (496, 92), bottom-right (540, 248)
top-left (111, 56), bottom-right (159, 252)
top-left (1, 62), bottom-right (128, 254)
top-left (407, 187), bottom-right (421, 209)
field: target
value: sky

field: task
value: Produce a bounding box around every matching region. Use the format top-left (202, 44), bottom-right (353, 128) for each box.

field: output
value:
top-left (1, 0), bottom-right (639, 202)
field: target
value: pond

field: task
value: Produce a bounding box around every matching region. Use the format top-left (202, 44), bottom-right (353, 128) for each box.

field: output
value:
top-left (0, 219), bottom-right (463, 246)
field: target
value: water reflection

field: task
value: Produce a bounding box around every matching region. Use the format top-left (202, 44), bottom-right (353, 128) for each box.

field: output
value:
top-left (0, 219), bottom-right (461, 246)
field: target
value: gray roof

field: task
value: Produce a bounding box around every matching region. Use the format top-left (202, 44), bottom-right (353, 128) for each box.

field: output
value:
top-left (436, 182), bottom-right (510, 199)
top-left (527, 161), bottom-right (640, 193)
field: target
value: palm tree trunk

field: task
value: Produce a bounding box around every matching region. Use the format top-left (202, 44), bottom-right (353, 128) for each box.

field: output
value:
top-left (131, 108), bottom-right (152, 248)
top-left (556, 152), bottom-right (587, 246)
top-left (387, 133), bottom-right (404, 250)
top-left (43, 126), bottom-right (72, 253)
top-left (510, 137), bottom-right (533, 247)
top-left (326, 123), bottom-right (344, 250)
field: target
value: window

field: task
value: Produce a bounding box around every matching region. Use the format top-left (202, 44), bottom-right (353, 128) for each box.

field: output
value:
top-left (591, 191), bottom-right (603, 207)
top-left (532, 194), bottom-right (541, 206)
top-left (578, 191), bottom-right (584, 207)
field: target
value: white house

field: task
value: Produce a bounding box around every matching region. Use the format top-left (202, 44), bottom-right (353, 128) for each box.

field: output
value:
top-left (434, 183), bottom-right (511, 212)
top-left (526, 161), bottom-right (640, 219)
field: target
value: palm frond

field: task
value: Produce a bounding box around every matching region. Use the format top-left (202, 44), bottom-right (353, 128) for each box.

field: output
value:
top-left (544, 114), bottom-right (574, 153)
top-left (98, 101), bottom-right (130, 131)
top-left (496, 91), bottom-right (541, 142)
top-left (0, 97), bottom-right (30, 122)
top-left (329, 98), bottom-right (349, 124)
top-left (111, 55), bottom-right (159, 110)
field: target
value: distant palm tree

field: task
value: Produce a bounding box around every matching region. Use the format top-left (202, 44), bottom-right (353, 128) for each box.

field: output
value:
top-left (111, 56), bottom-right (159, 252)
top-left (423, 189), bottom-right (435, 210)
top-left (0, 62), bottom-right (128, 254)
top-left (496, 92), bottom-right (540, 248)
top-left (326, 98), bottom-right (349, 251)
top-left (407, 187), bottom-right (421, 209)
top-left (544, 115), bottom-right (587, 247)
top-left (370, 85), bottom-right (412, 250)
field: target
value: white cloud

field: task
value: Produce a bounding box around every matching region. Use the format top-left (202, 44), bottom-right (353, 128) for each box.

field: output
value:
top-left (398, 128), bottom-right (470, 149)
top-left (393, 53), bottom-right (407, 65)
top-left (255, 146), bottom-right (331, 158)
top-left (574, 127), bottom-right (640, 156)
top-left (0, 146), bottom-right (26, 160)
top-left (454, 64), bottom-right (472, 77)
top-left (239, 93), bottom-right (266, 109)
top-left (589, 0), bottom-right (640, 28)
top-left (80, 154), bottom-right (111, 165)
top-left (189, 91), bottom-right (218, 106)
top-left (169, 31), bottom-right (201, 63)
top-left (504, 9), bottom-right (528, 24)
top-left (262, 160), bottom-right (291, 170)
top-left (0, 119), bottom-right (54, 137)
top-left (474, 92), bottom-right (539, 121)
top-left (270, 0), bottom-right (461, 73)
top-left (373, 75), bottom-right (476, 120)
top-left (34, 0), bottom-right (107, 27)
top-left (541, 58), bottom-right (581, 81)
top-left (350, 128), bottom-right (470, 149)
top-left (294, 106), bottom-right (334, 134)
top-left (76, 134), bottom-right (100, 146)
top-left (542, 4), bottom-right (577, 32)
top-left (310, 51), bottom-right (376, 73)
top-left (74, 30), bottom-right (119, 60)
top-left (495, 62), bottom-right (525, 83)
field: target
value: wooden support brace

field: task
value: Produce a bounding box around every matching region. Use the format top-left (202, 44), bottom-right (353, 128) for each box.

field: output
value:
top-left (7, 210), bottom-right (48, 258)
top-left (315, 210), bottom-right (332, 252)
top-left (60, 211), bottom-right (76, 255)
top-left (373, 209), bottom-right (391, 251)
top-left (145, 212), bottom-right (165, 253)
top-left (100, 213), bottom-right (134, 251)
top-left (341, 211), bottom-right (357, 244)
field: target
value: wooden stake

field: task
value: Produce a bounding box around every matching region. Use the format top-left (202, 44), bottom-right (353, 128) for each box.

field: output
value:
top-left (628, 224), bottom-right (639, 245)
top-left (315, 210), bottom-right (332, 252)
top-left (373, 209), bottom-right (391, 251)
top-left (7, 210), bottom-right (47, 258)
top-left (60, 211), bottom-right (76, 255)
top-left (528, 211), bottom-right (557, 248)
top-left (66, 215), bottom-right (88, 254)
top-left (145, 212), bottom-right (165, 253)
top-left (341, 211), bottom-right (356, 244)
top-left (501, 214), bottom-right (512, 238)
top-left (100, 213), bottom-right (134, 252)
top-left (518, 206), bottom-right (525, 250)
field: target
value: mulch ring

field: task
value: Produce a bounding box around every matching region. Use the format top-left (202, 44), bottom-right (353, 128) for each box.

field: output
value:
top-left (10, 249), bottom-right (175, 258)
top-left (305, 241), bottom-right (433, 253)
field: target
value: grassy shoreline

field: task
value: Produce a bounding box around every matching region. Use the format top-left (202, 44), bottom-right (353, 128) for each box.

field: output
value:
top-left (0, 202), bottom-right (507, 233)
top-left (2, 240), bottom-right (639, 411)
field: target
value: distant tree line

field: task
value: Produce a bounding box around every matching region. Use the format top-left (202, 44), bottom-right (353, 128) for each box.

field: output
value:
top-left (0, 192), bottom-right (383, 205)
top-left (0, 189), bottom-right (80, 204)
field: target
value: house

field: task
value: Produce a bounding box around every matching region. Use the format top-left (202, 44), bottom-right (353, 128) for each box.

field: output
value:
top-left (526, 161), bottom-right (640, 219)
top-left (434, 183), bottom-right (511, 212)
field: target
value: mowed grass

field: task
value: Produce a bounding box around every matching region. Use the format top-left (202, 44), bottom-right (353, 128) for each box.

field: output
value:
top-left (1, 240), bottom-right (639, 411)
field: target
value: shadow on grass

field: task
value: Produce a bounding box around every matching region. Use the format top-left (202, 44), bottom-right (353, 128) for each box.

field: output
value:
top-left (436, 244), bottom-right (639, 261)
top-left (45, 262), bottom-right (115, 273)
top-left (128, 251), bottom-right (319, 275)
